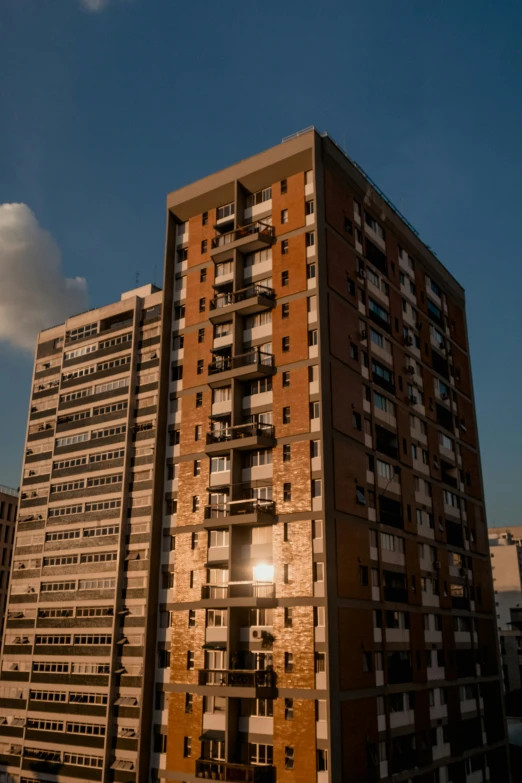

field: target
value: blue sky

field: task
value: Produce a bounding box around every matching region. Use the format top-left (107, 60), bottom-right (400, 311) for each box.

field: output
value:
top-left (1, 0), bottom-right (521, 526)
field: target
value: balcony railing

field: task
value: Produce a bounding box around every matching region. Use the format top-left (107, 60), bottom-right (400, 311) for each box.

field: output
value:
top-left (211, 221), bottom-right (275, 250)
top-left (204, 499), bottom-right (275, 519)
top-left (196, 760), bottom-right (275, 783)
top-left (210, 283), bottom-right (275, 311)
top-left (0, 485), bottom-right (18, 497)
top-left (198, 669), bottom-right (276, 687)
top-left (207, 422), bottom-right (274, 445)
top-left (208, 349), bottom-right (274, 376)
top-left (201, 582), bottom-right (275, 600)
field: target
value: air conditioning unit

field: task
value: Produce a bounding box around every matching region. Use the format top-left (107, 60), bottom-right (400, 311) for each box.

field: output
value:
top-left (252, 630), bottom-right (260, 638)
top-left (357, 269), bottom-right (366, 279)
top-left (407, 366), bottom-right (415, 375)
top-left (433, 560), bottom-right (441, 570)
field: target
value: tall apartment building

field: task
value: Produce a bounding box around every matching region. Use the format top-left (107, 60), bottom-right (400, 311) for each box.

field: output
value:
top-left (157, 129), bottom-right (509, 783)
top-left (0, 486), bottom-right (18, 643)
top-left (488, 527), bottom-right (522, 630)
top-left (0, 284), bottom-right (170, 783)
top-left (0, 128), bottom-right (510, 783)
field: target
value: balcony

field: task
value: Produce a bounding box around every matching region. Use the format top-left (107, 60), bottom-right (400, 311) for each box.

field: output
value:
top-left (210, 221), bottom-right (275, 261)
top-left (209, 284), bottom-right (275, 324)
top-left (196, 760), bottom-right (275, 783)
top-left (208, 349), bottom-right (275, 386)
top-left (201, 582), bottom-right (275, 601)
top-left (384, 586), bottom-right (409, 603)
top-left (198, 669), bottom-right (276, 688)
top-left (206, 423), bottom-right (275, 455)
top-left (204, 499), bottom-right (275, 526)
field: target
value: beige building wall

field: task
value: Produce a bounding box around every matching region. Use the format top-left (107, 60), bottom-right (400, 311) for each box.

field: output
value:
top-left (0, 486), bottom-right (18, 644)
top-left (489, 530), bottom-right (522, 630)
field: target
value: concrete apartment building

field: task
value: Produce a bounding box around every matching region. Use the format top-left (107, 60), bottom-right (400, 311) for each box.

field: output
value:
top-left (488, 527), bottom-right (522, 630)
top-left (0, 284), bottom-right (170, 783)
top-left (0, 128), bottom-right (509, 783)
top-left (0, 486), bottom-right (18, 644)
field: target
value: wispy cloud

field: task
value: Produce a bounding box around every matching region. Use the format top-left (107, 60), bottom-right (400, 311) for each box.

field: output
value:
top-left (0, 204), bottom-right (88, 353)
top-left (80, 0), bottom-right (112, 11)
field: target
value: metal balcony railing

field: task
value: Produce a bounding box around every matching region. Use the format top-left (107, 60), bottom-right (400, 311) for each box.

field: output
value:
top-left (196, 760), bottom-right (275, 782)
top-left (201, 582), bottom-right (275, 600)
top-left (206, 422), bottom-right (274, 445)
top-left (198, 669), bottom-right (276, 687)
top-left (211, 221), bottom-right (275, 250)
top-left (210, 283), bottom-right (275, 311)
top-left (204, 499), bottom-right (275, 519)
top-left (208, 349), bottom-right (274, 376)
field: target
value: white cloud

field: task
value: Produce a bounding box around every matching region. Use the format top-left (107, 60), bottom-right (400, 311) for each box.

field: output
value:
top-left (0, 204), bottom-right (88, 353)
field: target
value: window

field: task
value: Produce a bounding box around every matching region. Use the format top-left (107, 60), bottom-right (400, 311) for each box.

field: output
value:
top-left (282, 302), bottom-right (290, 318)
top-left (282, 270), bottom-right (289, 286)
top-left (201, 241), bottom-right (207, 256)
top-left (183, 737), bottom-right (192, 758)
top-left (282, 370), bottom-right (290, 388)
top-left (310, 401), bottom-right (320, 420)
top-left (285, 747), bottom-right (294, 769)
top-left (285, 652), bottom-right (293, 672)
top-left (281, 209), bottom-right (288, 224)
top-left (187, 651), bottom-right (194, 670)
top-left (199, 297), bottom-right (206, 313)
top-left (281, 239), bottom-right (289, 255)
top-left (368, 298), bottom-right (389, 323)
top-left (217, 203), bottom-right (234, 220)
top-left (195, 425), bottom-right (202, 441)
top-left (285, 607), bottom-right (293, 627)
top-left (317, 749), bottom-right (328, 772)
top-left (210, 456), bottom-right (230, 473)
top-left (195, 391), bottom-right (203, 408)
top-left (307, 262), bottom-right (316, 279)
top-left (202, 211), bottom-right (208, 226)
top-left (356, 486), bottom-right (366, 505)
top-left (306, 199), bottom-right (315, 215)
top-left (192, 460), bottom-right (200, 477)
top-left (283, 406), bottom-right (291, 424)
top-left (309, 329), bottom-right (318, 346)
top-left (285, 698), bottom-right (294, 719)
top-left (192, 496), bottom-right (200, 513)
top-left (280, 179), bottom-right (287, 194)
top-left (197, 360), bottom-right (204, 375)
top-left (314, 562), bottom-right (324, 582)
top-left (306, 231), bottom-right (315, 247)
top-left (283, 444), bottom-right (291, 463)
top-left (198, 328), bottom-right (205, 343)
top-left (312, 479), bottom-right (322, 499)
top-left (283, 483), bottom-right (291, 502)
